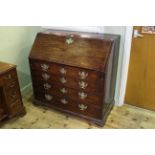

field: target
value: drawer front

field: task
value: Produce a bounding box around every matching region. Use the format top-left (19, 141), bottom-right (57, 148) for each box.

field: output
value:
top-left (30, 60), bottom-right (103, 83)
top-left (34, 91), bottom-right (72, 111)
top-left (0, 108), bottom-right (6, 120)
top-left (31, 71), bottom-right (104, 94)
top-left (34, 91), bottom-right (102, 119)
top-left (2, 69), bottom-right (17, 84)
top-left (33, 82), bottom-right (103, 106)
top-left (0, 77), bottom-right (3, 86)
top-left (5, 86), bottom-right (21, 104)
top-left (71, 102), bottom-right (102, 119)
top-left (8, 99), bottom-right (23, 116)
top-left (4, 80), bottom-right (18, 91)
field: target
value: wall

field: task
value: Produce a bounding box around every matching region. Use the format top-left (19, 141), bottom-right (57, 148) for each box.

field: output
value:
top-left (0, 26), bottom-right (41, 92)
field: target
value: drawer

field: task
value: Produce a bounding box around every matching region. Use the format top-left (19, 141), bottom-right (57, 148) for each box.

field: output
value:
top-left (0, 108), bottom-right (6, 120)
top-left (34, 91), bottom-right (72, 111)
top-left (5, 87), bottom-right (21, 104)
top-left (71, 101), bottom-right (102, 119)
top-left (4, 80), bottom-right (18, 91)
top-left (30, 60), bottom-right (103, 83)
top-left (33, 82), bottom-right (103, 106)
top-left (9, 99), bottom-right (23, 116)
top-left (34, 91), bottom-right (102, 119)
top-left (2, 69), bottom-right (17, 84)
top-left (0, 77), bottom-right (3, 86)
top-left (31, 71), bottom-right (104, 94)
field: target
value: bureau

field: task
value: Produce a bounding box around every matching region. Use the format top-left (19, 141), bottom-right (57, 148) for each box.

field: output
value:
top-left (29, 30), bottom-right (120, 126)
top-left (0, 61), bottom-right (25, 122)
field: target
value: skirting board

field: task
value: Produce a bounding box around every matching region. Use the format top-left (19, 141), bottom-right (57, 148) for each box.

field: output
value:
top-left (21, 83), bottom-right (32, 96)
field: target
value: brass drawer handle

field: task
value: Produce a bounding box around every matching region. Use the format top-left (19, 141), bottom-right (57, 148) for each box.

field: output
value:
top-left (42, 73), bottom-right (50, 80)
top-left (60, 77), bottom-right (67, 84)
top-left (41, 64), bottom-right (49, 71)
top-left (4, 74), bottom-right (12, 80)
top-left (60, 88), bottom-right (67, 94)
top-left (9, 82), bottom-right (16, 88)
top-left (11, 91), bottom-right (17, 98)
top-left (66, 37), bottom-right (74, 45)
top-left (60, 68), bottom-right (67, 74)
top-left (61, 98), bottom-right (68, 104)
top-left (78, 92), bottom-right (87, 100)
top-left (78, 81), bottom-right (88, 89)
top-left (78, 104), bottom-right (87, 111)
top-left (45, 94), bottom-right (53, 101)
top-left (79, 71), bottom-right (88, 80)
top-left (43, 83), bottom-right (51, 90)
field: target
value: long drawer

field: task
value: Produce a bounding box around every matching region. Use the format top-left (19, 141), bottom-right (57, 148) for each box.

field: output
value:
top-left (29, 60), bottom-right (104, 84)
top-left (33, 81), bottom-right (103, 107)
top-left (8, 99), bottom-right (23, 117)
top-left (31, 71), bottom-right (104, 94)
top-left (34, 91), bottom-right (102, 119)
top-left (3, 80), bottom-right (21, 104)
top-left (2, 69), bottom-right (17, 84)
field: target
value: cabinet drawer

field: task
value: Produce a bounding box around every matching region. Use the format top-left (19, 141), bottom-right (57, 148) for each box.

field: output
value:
top-left (2, 69), bottom-right (17, 84)
top-left (8, 99), bottom-right (23, 116)
top-left (0, 78), bottom-right (3, 86)
top-left (34, 91), bottom-right (102, 119)
top-left (5, 87), bottom-right (21, 104)
top-left (71, 101), bottom-right (102, 119)
top-left (31, 71), bottom-right (104, 94)
top-left (0, 108), bottom-right (6, 120)
top-left (30, 60), bottom-right (103, 83)
top-left (33, 82), bottom-right (103, 107)
top-left (34, 91), bottom-right (72, 111)
top-left (4, 80), bottom-right (18, 90)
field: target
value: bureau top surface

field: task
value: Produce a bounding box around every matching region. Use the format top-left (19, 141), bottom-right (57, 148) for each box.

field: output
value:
top-left (29, 30), bottom-right (118, 72)
top-left (0, 61), bottom-right (16, 75)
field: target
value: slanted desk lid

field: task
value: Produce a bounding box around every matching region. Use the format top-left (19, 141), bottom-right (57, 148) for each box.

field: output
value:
top-left (29, 30), bottom-right (115, 72)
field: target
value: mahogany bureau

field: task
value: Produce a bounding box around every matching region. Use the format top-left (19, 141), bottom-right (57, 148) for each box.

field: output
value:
top-left (0, 61), bottom-right (25, 122)
top-left (29, 30), bottom-right (120, 126)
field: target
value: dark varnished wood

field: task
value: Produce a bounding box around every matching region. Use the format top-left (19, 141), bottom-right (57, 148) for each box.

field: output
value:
top-left (33, 82), bottom-right (103, 106)
top-left (30, 30), bottom-right (113, 72)
top-left (34, 91), bottom-right (102, 120)
top-left (0, 61), bottom-right (26, 122)
top-left (29, 59), bottom-right (103, 83)
top-left (31, 71), bottom-right (104, 94)
top-left (29, 30), bottom-right (120, 126)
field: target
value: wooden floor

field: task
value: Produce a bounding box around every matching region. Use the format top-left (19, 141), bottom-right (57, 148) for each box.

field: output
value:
top-left (1, 91), bottom-right (155, 129)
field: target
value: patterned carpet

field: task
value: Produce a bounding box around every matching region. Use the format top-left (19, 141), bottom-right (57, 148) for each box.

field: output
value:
top-left (1, 91), bottom-right (155, 129)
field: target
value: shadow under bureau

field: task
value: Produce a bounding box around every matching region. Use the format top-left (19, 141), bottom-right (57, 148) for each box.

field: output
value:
top-left (0, 61), bottom-right (25, 122)
top-left (29, 30), bottom-right (120, 126)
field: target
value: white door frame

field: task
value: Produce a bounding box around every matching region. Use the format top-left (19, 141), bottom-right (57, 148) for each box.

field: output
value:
top-left (116, 26), bottom-right (133, 106)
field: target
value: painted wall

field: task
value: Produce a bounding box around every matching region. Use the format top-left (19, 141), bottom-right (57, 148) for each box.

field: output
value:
top-left (0, 26), bottom-right (41, 90)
